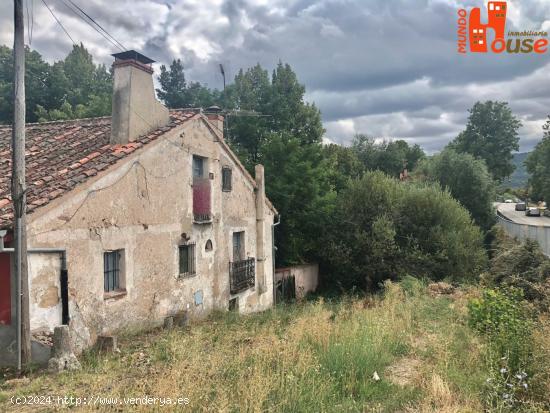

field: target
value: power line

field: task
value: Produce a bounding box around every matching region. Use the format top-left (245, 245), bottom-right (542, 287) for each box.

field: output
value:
top-left (68, 0), bottom-right (126, 50)
top-left (59, 0), bottom-right (126, 51)
top-left (41, 0), bottom-right (76, 45)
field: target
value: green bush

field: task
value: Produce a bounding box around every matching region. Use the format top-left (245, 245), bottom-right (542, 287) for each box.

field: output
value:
top-left (468, 288), bottom-right (536, 410)
top-left (322, 171), bottom-right (487, 290)
top-left (415, 149), bottom-right (496, 231)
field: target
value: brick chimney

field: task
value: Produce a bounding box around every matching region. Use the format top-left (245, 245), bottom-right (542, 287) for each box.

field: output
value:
top-left (205, 106), bottom-right (224, 137)
top-left (110, 51), bottom-right (169, 145)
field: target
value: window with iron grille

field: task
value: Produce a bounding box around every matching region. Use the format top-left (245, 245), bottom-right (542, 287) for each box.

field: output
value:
top-left (229, 257), bottom-right (255, 294)
top-left (179, 243), bottom-right (196, 277)
top-left (222, 167), bottom-right (232, 191)
top-left (104, 250), bottom-right (122, 292)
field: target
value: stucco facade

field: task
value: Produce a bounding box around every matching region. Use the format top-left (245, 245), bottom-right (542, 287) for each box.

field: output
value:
top-left (0, 115), bottom-right (276, 362)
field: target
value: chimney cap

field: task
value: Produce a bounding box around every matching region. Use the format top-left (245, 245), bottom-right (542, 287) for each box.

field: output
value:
top-left (205, 105), bottom-right (222, 113)
top-left (112, 50), bottom-right (155, 65)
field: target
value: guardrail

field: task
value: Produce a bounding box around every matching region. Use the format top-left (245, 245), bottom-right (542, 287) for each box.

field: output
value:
top-left (497, 213), bottom-right (550, 257)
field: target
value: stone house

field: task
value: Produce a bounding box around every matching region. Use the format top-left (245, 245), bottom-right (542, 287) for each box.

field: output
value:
top-left (0, 51), bottom-right (277, 365)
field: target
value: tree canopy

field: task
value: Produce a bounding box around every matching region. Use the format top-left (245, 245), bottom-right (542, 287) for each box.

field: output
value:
top-left (220, 62), bottom-right (330, 265)
top-left (525, 117), bottom-right (550, 202)
top-left (0, 44), bottom-right (112, 123)
top-left (449, 101), bottom-right (521, 182)
top-left (322, 171), bottom-right (487, 290)
top-left (156, 59), bottom-right (220, 109)
top-left (352, 135), bottom-right (425, 178)
top-left (414, 149), bottom-right (496, 231)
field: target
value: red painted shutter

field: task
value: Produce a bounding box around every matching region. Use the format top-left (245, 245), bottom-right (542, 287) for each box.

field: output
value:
top-left (0, 253), bottom-right (11, 325)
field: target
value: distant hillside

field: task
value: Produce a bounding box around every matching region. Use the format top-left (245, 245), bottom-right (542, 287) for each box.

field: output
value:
top-left (503, 152), bottom-right (530, 189)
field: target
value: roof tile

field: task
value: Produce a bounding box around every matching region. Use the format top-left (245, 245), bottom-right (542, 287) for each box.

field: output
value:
top-left (0, 109), bottom-right (198, 228)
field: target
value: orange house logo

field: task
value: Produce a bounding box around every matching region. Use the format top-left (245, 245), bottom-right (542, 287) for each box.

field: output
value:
top-left (457, 1), bottom-right (548, 54)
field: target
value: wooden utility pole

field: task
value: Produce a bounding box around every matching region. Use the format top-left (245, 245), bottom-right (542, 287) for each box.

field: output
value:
top-left (12, 0), bottom-right (31, 369)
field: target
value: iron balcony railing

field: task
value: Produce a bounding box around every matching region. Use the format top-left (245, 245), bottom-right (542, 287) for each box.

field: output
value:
top-left (229, 258), bottom-right (255, 294)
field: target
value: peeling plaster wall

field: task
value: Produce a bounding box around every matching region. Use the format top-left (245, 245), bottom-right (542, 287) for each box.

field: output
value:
top-left (25, 118), bottom-right (275, 353)
top-left (28, 254), bottom-right (62, 332)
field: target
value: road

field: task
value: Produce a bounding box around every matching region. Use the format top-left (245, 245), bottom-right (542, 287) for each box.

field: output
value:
top-left (496, 203), bottom-right (550, 227)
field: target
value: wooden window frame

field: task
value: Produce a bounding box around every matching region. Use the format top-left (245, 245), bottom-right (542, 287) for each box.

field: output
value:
top-left (222, 167), bottom-right (232, 192)
top-left (179, 243), bottom-right (196, 278)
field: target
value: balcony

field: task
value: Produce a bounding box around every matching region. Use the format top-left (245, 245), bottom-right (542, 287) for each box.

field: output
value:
top-left (193, 177), bottom-right (211, 223)
top-left (229, 258), bottom-right (255, 294)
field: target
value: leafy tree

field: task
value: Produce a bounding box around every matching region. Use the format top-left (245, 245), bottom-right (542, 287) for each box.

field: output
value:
top-left (449, 101), bottom-right (521, 182)
top-left (323, 171), bottom-right (487, 290)
top-left (222, 62), bottom-right (328, 265)
top-left (0, 44), bottom-right (111, 124)
top-left (156, 59), bottom-right (218, 109)
top-left (415, 149), bottom-right (496, 231)
top-left (222, 62), bottom-right (325, 169)
top-left (62, 44), bottom-right (97, 106)
top-left (352, 135), bottom-right (425, 177)
top-left (323, 144), bottom-right (365, 193)
top-left (263, 133), bottom-right (336, 264)
top-left (525, 117), bottom-right (550, 202)
top-left (0, 45), bottom-right (51, 123)
top-left (268, 62), bottom-right (324, 145)
top-left (223, 64), bottom-right (272, 166)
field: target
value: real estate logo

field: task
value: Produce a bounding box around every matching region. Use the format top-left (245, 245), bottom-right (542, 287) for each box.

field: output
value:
top-left (457, 1), bottom-right (548, 54)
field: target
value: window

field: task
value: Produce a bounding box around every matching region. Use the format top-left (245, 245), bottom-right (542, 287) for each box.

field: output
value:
top-left (179, 243), bottom-right (196, 277)
top-left (193, 156), bottom-right (204, 178)
top-left (228, 297), bottom-right (238, 311)
top-left (205, 239), bottom-right (213, 251)
top-left (233, 231), bottom-right (245, 261)
top-left (229, 232), bottom-right (254, 294)
top-left (229, 258), bottom-right (255, 294)
top-left (222, 167), bottom-right (232, 191)
top-left (104, 250), bottom-right (122, 292)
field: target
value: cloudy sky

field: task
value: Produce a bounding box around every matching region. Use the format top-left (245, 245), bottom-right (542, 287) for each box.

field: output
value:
top-left (2, 0), bottom-right (550, 152)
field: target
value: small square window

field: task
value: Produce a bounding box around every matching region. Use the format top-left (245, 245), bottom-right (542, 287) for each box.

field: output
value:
top-left (489, 3), bottom-right (494, 10)
top-left (479, 40), bottom-right (484, 45)
top-left (495, 5), bottom-right (500, 10)
top-left (222, 167), bottom-right (232, 191)
top-left (473, 29), bottom-right (478, 34)
top-left (179, 243), bottom-right (196, 277)
top-left (104, 250), bottom-right (123, 292)
top-left (479, 29), bottom-right (484, 33)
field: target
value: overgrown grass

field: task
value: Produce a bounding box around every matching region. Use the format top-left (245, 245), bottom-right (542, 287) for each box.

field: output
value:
top-left (2, 280), bottom-right (542, 412)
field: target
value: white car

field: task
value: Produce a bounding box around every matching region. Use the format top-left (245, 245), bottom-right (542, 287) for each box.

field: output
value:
top-left (504, 199), bottom-right (513, 203)
top-left (525, 207), bottom-right (541, 217)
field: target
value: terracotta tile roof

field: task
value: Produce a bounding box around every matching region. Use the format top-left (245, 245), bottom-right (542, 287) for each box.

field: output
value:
top-left (0, 109), bottom-right (198, 229)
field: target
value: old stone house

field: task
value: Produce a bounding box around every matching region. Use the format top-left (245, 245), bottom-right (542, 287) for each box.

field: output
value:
top-left (0, 51), bottom-right (277, 365)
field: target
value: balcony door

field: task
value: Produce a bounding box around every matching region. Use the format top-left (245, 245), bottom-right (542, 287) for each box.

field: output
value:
top-left (232, 231), bottom-right (245, 261)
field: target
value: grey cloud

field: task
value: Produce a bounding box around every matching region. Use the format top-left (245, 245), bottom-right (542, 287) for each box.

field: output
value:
top-left (0, 0), bottom-right (548, 153)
